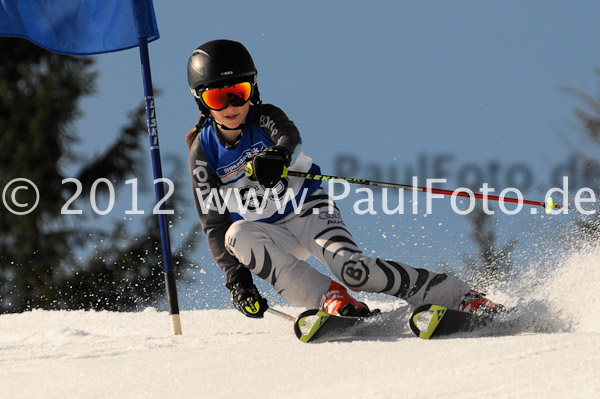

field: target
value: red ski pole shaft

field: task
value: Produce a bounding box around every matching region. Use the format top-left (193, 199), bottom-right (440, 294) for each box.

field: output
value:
top-left (285, 170), bottom-right (563, 212)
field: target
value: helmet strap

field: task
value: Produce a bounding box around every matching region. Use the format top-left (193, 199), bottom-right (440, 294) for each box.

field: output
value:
top-left (215, 121), bottom-right (247, 131)
top-left (213, 120), bottom-right (245, 149)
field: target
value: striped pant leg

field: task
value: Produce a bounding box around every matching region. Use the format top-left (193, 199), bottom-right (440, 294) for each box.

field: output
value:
top-left (224, 220), bottom-right (331, 308)
top-left (284, 190), bottom-right (470, 309)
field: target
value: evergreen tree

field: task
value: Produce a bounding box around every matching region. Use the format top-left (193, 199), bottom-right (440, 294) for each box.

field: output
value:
top-left (0, 38), bottom-right (196, 313)
top-left (566, 68), bottom-right (600, 240)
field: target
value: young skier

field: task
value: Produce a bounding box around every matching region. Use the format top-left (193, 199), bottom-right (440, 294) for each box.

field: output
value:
top-left (186, 39), bottom-right (500, 319)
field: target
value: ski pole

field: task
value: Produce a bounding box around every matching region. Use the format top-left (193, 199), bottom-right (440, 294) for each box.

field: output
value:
top-left (284, 170), bottom-right (563, 214)
top-left (267, 308), bottom-right (297, 322)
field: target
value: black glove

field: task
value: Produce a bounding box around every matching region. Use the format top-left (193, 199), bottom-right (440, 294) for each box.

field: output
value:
top-left (226, 281), bottom-right (268, 318)
top-left (245, 146), bottom-right (291, 188)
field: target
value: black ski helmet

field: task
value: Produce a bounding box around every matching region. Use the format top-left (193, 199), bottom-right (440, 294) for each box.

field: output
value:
top-left (187, 39), bottom-right (260, 113)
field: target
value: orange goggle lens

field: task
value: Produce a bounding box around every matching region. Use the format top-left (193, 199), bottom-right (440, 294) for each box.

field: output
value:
top-left (200, 82), bottom-right (253, 111)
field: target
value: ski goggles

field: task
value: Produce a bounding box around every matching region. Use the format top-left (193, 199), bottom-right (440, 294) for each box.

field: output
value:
top-left (195, 81), bottom-right (253, 111)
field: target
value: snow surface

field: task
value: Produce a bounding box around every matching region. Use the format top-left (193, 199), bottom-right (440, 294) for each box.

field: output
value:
top-left (2, 245), bottom-right (600, 399)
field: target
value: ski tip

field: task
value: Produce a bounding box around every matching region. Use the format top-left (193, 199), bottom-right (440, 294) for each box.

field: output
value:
top-left (294, 309), bottom-right (331, 343)
top-left (409, 304), bottom-right (448, 340)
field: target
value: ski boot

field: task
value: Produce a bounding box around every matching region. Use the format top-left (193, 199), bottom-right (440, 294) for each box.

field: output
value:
top-left (320, 281), bottom-right (372, 317)
top-left (457, 290), bottom-right (504, 315)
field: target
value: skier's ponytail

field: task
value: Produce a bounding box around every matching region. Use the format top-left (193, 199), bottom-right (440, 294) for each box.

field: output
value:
top-left (186, 115), bottom-right (206, 149)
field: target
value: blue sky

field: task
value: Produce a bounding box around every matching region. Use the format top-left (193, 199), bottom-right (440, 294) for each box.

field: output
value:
top-left (71, 1), bottom-right (600, 307)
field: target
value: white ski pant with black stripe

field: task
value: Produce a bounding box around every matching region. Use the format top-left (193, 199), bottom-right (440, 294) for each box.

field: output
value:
top-left (224, 188), bottom-right (470, 309)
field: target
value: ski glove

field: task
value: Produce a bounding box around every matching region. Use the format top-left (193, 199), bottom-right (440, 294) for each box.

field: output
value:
top-left (245, 146), bottom-right (291, 188)
top-left (226, 281), bottom-right (268, 318)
